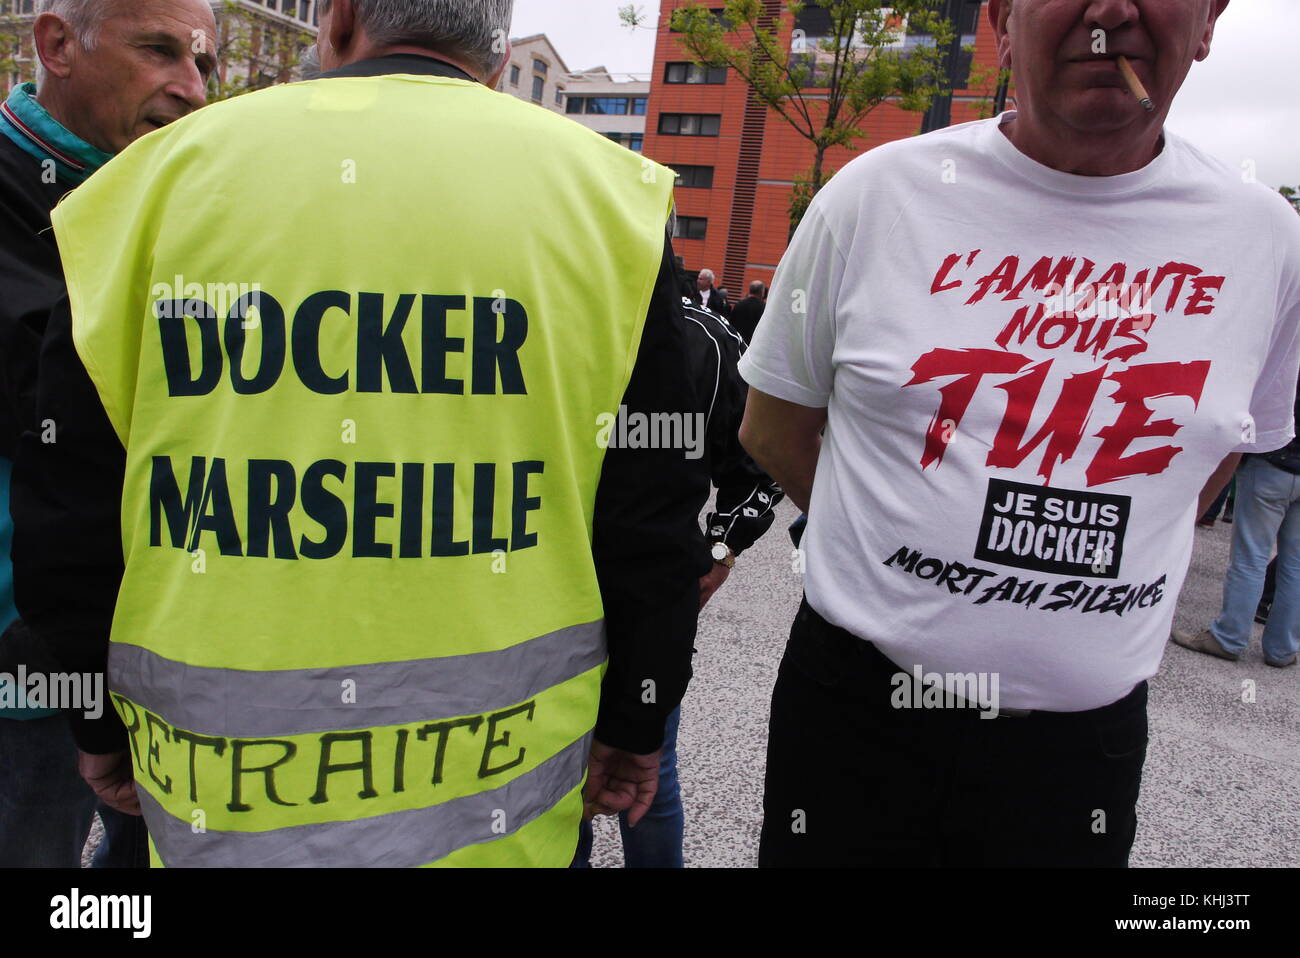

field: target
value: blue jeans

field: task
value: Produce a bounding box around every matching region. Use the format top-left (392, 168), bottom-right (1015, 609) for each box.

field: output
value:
top-left (1210, 456), bottom-right (1300, 663)
top-left (573, 706), bottom-right (684, 868)
top-left (0, 713), bottom-right (96, 866)
top-left (91, 804), bottom-right (151, 868)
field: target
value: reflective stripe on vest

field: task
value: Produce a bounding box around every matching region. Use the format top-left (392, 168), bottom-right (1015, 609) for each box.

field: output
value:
top-left (52, 73), bottom-right (676, 867)
top-left (136, 733), bottom-right (591, 867)
top-left (109, 619), bottom-right (605, 738)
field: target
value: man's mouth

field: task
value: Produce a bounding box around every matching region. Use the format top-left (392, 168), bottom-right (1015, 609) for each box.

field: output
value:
top-left (1069, 54), bottom-right (1147, 63)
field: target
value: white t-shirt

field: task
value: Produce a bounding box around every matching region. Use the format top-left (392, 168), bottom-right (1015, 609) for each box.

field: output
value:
top-left (740, 112), bottom-right (1300, 711)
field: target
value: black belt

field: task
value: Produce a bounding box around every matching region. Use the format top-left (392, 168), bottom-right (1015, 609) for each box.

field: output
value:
top-left (796, 598), bottom-right (1146, 720)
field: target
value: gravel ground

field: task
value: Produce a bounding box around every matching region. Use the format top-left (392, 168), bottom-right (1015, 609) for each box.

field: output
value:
top-left (83, 503), bottom-right (1296, 868)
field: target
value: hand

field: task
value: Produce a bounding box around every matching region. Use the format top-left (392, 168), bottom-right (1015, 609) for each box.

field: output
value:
top-left (698, 562), bottom-right (731, 610)
top-left (78, 750), bottom-right (141, 816)
top-left (583, 739), bottom-right (661, 827)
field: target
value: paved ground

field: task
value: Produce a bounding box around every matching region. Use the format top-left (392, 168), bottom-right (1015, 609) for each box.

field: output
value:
top-left (588, 500), bottom-right (1299, 868)
top-left (83, 501), bottom-right (1295, 868)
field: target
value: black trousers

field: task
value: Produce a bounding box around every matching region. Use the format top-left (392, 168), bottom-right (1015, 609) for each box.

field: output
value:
top-left (758, 599), bottom-right (1148, 867)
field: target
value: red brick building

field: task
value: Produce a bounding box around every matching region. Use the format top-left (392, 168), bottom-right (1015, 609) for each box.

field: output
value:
top-left (646, 0), bottom-right (1012, 293)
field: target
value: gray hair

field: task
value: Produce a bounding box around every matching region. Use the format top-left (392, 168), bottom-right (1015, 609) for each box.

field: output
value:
top-left (322, 0), bottom-right (514, 77)
top-left (36, 0), bottom-right (115, 47)
top-left (35, 0), bottom-right (115, 87)
top-left (699, 269), bottom-right (716, 284)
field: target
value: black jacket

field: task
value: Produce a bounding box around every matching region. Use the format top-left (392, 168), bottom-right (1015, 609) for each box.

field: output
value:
top-left (682, 300), bottom-right (783, 556)
top-left (1258, 366), bottom-right (1300, 474)
top-left (728, 295), bottom-right (766, 343)
top-left (0, 127), bottom-right (79, 686)
top-left (0, 130), bottom-right (68, 459)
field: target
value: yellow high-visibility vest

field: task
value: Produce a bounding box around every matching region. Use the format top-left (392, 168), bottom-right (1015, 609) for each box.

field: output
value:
top-left (51, 71), bottom-right (675, 867)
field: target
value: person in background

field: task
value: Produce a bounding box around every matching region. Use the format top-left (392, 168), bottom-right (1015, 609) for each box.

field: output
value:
top-left (0, 0), bottom-right (216, 868)
top-left (1197, 472), bottom-right (1234, 526)
top-left (697, 268), bottom-right (729, 316)
top-left (730, 280), bottom-right (768, 343)
top-left (1174, 371), bottom-right (1300, 668)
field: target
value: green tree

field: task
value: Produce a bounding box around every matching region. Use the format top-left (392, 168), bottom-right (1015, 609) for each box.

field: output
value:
top-left (639, 0), bottom-right (955, 232)
top-left (1281, 185), bottom-right (1299, 215)
top-left (0, 10), bottom-right (31, 86)
top-left (207, 1), bottom-right (310, 103)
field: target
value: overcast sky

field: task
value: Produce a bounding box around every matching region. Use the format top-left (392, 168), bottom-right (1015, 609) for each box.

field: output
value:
top-left (511, 0), bottom-right (1299, 188)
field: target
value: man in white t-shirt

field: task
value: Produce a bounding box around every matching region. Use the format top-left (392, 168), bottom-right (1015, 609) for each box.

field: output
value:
top-left (739, 0), bottom-right (1300, 866)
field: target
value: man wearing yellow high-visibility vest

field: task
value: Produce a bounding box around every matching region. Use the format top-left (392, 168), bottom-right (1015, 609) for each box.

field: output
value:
top-left (10, 0), bottom-right (711, 867)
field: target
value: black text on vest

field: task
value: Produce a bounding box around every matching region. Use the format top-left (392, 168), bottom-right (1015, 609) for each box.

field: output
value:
top-left (155, 292), bottom-right (528, 396)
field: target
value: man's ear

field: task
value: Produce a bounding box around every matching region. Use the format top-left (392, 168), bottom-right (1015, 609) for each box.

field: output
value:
top-left (33, 12), bottom-right (76, 81)
top-left (988, 0), bottom-right (1013, 71)
top-left (1195, 0), bottom-right (1230, 62)
top-left (485, 39), bottom-right (512, 88)
top-left (326, 0), bottom-right (358, 60)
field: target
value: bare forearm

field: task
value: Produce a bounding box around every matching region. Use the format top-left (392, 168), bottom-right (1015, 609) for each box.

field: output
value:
top-left (738, 390), bottom-right (827, 515)
top-left (1197, 453), bottom-right (1241, 519)
top-left (746, 434), bottom-right (820, 514)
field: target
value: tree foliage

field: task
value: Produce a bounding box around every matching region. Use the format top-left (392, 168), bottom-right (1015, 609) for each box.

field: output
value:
top-left (207, 1), bottom-right (311, 103)
top-left (0, 11), bottom-right (32, 85)
top-left (663, 0), bottom-right (956, 228)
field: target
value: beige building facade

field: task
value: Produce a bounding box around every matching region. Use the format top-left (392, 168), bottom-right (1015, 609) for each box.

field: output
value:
top-left (495, 33), bottom-right (570, 113)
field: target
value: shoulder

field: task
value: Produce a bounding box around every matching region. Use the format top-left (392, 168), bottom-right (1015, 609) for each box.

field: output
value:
top-left (818, 118), bottom-right (990, 195)
top-left (682, 300), bottom-right (744, 352)
top-left (1164, 132), bottom-right (1299, 229)
top-left (807, 117), bottom-right (993, 237)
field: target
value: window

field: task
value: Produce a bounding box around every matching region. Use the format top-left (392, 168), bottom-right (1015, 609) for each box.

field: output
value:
top-left (555, 87), bottom-right (565, 106)
top-left (533, 58), bottom-right (548, 76)
top-left (665, 63), bottom-right (727, 84)
top-left (905, 0), bottom-right (982, 88)
top-left (602, 133), bottom-right (645, 153)
top-left (509, 64), bottom-right (520, 86)
top-left (531, 76), bottom-right (545, 102)
top-left (670, 8), bottom-right (730, 32)
top-left (658, 113), bottom-right (721, 137)
top-left (793, 4), bottom-right (833, 38)
top-left (586, 97), bottom-right (630, 115)
top-left (563, 97), bottom-right (647, 117)
top-left (672, 216), bottom-right (708, 241)
top-left (672, 165), bottom-right (714, 189)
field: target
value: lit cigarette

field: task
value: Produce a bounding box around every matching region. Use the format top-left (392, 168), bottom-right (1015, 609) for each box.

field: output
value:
top-left (1116, 56), bottom-right (1154, 112)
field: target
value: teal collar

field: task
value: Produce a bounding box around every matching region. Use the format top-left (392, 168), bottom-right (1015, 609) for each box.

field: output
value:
top-left (0, 83), bottom-right (113, 186)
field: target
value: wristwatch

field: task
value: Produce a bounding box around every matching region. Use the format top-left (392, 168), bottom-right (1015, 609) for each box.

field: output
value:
top-left (710, 542), bottom-right (736, 569)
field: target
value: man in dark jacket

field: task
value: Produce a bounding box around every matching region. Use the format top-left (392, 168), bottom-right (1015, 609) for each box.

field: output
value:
top-left (0, 0), bottom-right (216, 866)
top-left (697, 268), bottom-right (729, 316)
top-left (729, 280), bottom-right (767, 343)
top-left (575, 295), bottom-right (784, 867)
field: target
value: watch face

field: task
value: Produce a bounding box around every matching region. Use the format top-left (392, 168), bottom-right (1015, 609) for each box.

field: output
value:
top-left (711, 543), bottom-right (727, 561)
